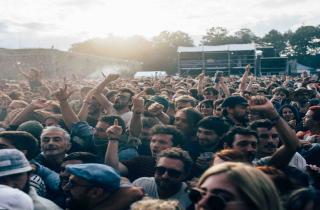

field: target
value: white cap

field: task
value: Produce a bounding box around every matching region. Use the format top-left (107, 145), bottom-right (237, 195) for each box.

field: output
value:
top-left (0, 185), bottom-right (34, 210)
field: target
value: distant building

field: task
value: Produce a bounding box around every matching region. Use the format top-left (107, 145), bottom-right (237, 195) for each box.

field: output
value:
top-left (177, 43), bottom-right (288, 76)
top-left (134, 71), bottom-right (167, 79)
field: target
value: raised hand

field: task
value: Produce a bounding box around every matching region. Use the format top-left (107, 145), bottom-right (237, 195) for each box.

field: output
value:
top-left (84, 88), bottom-right (97, 105)
top-left (198, 73), bottom-right (205, 80)
top-left (131, 91), bottom-right (145, 113)
top-left (104, 73), bottom-right (120, 83)
top-left (245, 64), bottom-right (251, 72)
top-left (30, 98), bottom-right (52, 110)
top-left (52, 84), bottom-right (74, 102)
top-left (148, 102), bottom-right (164, 117)
top-left (106, 119), bottom-right (123, 140)
top-left (249, 95), bottom-right (278, 119)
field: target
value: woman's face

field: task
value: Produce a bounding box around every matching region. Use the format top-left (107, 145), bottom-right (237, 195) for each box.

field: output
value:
top-left (196, 173), bottom-right (250, 210)
top-left (281, 107), bottom-right (295, 121)
top-left (200, 103), bottom-right (213, 117)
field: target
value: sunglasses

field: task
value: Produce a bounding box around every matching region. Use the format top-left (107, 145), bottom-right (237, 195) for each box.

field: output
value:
top-left (155, 166), bottom-right (183, 178)
top-left (189, 188), bottom-right (226, 210)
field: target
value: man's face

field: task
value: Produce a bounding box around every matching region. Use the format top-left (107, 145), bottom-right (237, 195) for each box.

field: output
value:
top-left (155, 157), bottom-right (185, 191)
top-left (60, 160), bottom-right (83, 189)
top-left (256, 127), bottom-right (279, 157)
top-left (273, 92), bottom-right (287, 101)
top-left (228, 105), bottom-right (249, 122)
top-left (303, 110), bottom-right (314, 129)
top-left (203, 91), bottom-right (218, 101)
top-left (41, 130), bottom-right (70, 157)
top-left (0, 172), bottom-right (30, 193)
top-left (94, 121), bottom-right (110, 139)
top-left (88, 99), bottom-right (100, 115)
top-left (113, 92), bottom-right (131, 111)
top-left (45, 118), bottom-right (59, 127)
top-left (63, 175), bottom-right (93, 210)
top-left (197, 127), bottom-right (219, 148)
top-left (295, 93), bottom-right (309, 104)
top-left (174, 111), bottom-right (189, 134)
top-left (149, 134), bottom-right (173, 157)
top-left (232, 134), bottom-right (257, 162)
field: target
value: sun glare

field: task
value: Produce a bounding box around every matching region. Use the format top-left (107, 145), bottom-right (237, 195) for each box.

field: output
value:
top-left (63, 0), bottom-right (167, 38)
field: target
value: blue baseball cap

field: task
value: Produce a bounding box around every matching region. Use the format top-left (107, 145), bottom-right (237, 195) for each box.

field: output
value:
top-left (66, 163), bottom-right (120, 192)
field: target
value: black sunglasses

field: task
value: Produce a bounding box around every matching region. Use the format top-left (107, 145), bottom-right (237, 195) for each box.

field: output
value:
top-left (189, 188), bottom-right (226, 210)
top-left (155, 166), bottom-right (182, 178)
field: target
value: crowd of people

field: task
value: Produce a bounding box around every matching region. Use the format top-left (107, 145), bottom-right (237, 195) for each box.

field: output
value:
top-left (0, 65), bottom-right (320, 210)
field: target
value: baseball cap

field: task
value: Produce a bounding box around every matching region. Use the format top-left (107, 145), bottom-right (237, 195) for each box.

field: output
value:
top-left (0, 185), bottom-right (33, 210)
top-left (0, 149), bottom-right (32, 178)
top-left (66, 163), bottom-right (120, 192)
top-left (17, 120), bottom-right (43, 141)
top-left (221, 96), bottom-right (248, 108)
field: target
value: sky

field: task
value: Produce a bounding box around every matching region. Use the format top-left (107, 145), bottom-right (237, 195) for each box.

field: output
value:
top-left (0, 0), bottom-right (319, 50)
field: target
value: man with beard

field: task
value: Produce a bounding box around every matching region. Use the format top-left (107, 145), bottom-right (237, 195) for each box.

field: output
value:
top-left (0, 149), bottom-right (61, 210)
top-left (292, 87), bottom-right (316, 117)
top-left (250, 119), bottom-right (306, 171)
top-left (105, 123), bottom-right (184, 181)
top-left (133, 148), bottom-right (193, 209)
top-left (221, 96), bottom-right (249, 127)
top-left (297, 106), bottom-right (320, 166)
top-left (63, 163), bottom-right (144, 210)
top-left (224, 96), bottom-right (300, 169)
top-left (34, 126), bottom-right (71, 172)
top-left (34, 152), bottom-right (100, 208)
top-left (93, 115), bottom-right (133, 160)
top-left (93, 73), bottom-right (134, 127)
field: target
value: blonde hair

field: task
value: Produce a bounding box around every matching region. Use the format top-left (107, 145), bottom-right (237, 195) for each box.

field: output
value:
top-left (130, 198), bottom-right (182, 210)
top-left (198, 162), bottom-right (283, 210)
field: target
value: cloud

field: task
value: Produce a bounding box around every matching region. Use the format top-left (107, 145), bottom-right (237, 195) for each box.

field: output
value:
top-left (57, 0), bottom-right (106, 8)
top-left (0, 0), bottom-right (319, 49)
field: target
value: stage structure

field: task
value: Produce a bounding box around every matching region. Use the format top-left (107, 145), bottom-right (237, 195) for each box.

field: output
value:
top-left (177, 43), bottom-right (288, 76)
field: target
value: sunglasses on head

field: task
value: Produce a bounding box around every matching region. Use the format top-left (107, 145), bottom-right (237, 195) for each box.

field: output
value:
top-left (155, 166), bottom-right (182, 178)
top-left (189, 188), bottom-right (226, 210)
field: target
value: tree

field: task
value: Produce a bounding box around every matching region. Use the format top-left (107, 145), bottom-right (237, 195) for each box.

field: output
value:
top-left (234, 28), bottom-right (259, 44)
top-left (148, 31), bottom-right (194, 73)
top-left (201, 27), bottom-right (234, 45)
top-left (262, 29), bottom-right (287, 56)
top-left (289, 25), bottom-right (320, 56)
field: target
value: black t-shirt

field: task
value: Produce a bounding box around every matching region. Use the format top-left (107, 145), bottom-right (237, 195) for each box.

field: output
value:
top-left (122, 156), bottom-right (156, 181)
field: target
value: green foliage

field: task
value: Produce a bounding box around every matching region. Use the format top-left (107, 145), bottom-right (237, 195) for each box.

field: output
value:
top-left (69, 25), bottom-right (320, 73)
top-left (201, 27), bottom-right (259, 45)
top-left (289, 26), bottom-right (320, 56)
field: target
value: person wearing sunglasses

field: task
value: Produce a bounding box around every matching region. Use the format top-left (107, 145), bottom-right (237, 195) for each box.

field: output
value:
top-left (63, 163), bottom-right (144, 210)
top-left (133, 147), bottom-right (193, 209)
top-left (190, 162), bottom-right (282, 210)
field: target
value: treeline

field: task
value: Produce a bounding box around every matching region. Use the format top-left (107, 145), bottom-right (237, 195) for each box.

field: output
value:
top-left (69, 25), bottom-right (320, 74)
